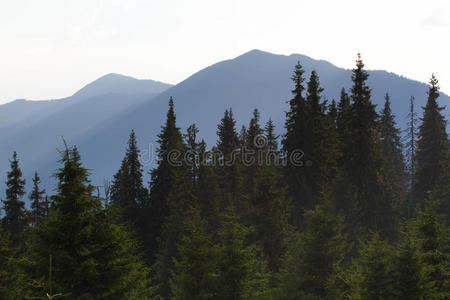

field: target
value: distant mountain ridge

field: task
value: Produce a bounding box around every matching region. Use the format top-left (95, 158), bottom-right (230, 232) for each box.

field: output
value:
top-left (0, 49), bottom-right (448, 197)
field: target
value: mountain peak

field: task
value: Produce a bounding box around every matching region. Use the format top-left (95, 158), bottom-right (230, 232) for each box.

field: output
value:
top-left (72, 73), bottom-right (172, 100)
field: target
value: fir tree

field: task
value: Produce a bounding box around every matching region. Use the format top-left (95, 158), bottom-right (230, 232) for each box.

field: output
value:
top-left (340, 54), bottom-right (389, 237)
top-left (278, 198), bottom-right (350, 299)
top-left (151, 98), bottom-right (193, 299)
top-left (0, 224), bottom-right (28, 299)
top-left (404, 96), bottom-right (419, 191)
top-left (170, 205), bottom-right (218, 300)
top-left (414, 74), bottom-right (449, 204)
top-left (352, 233), bottom-right (395, 299)
top-left (392, 227), bottom-right (427, 300)
top-left (412, 197), bottom-right (450, 298)
top-left (29, 172), bottom-right (48, 227)
top-left (215, 109), bottom-right (241, 204)
top-left (31, 145), bottom-right (154, 299)
top-left (110, 130), bottom-right (150, 256)
top-left (379, 93), bottom-right (406, 224)
top-left (2, 151), bottom-right (27, 246)
top-left (216, 206), bottom-right (270, 300)
top-left (281, 62), bottom-right (309, 221)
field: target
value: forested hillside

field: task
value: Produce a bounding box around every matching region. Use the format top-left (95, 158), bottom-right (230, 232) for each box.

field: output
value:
top-left (1, 55), bottom-right (449, 299)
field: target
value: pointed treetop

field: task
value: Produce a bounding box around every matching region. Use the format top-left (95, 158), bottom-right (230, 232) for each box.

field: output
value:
top-left (429, 73), bottom-right (439, 90)
top-left (291, 61), bottom-right (305, 96)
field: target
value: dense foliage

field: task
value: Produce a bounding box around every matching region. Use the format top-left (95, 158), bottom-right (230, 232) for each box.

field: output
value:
top-left (1, 55), bottom-right (449, 299)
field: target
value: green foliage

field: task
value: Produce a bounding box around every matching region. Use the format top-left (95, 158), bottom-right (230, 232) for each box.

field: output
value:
top-left (170, 205), bottom-right (217, 300)
top-left (412, 197), bottom-right (450, 299)
top-left (30, 145), bottom-right (154, 300)
top-left (350, 233), bottom-right (395, 299)
top-left (278, 199), bottom-right (350, 299)
top-left (216, 206), bottom-right (271, 300)
top-left (392, 226), bottom-right (427, 300)
top-left (29, 172), bottom-right (48, 227)
top-left (2, 151), bottom-right (27, 246)
top-left (0, 224), bottom-right (29, 299)
top-left (414, 74), bottom-right (449, 204)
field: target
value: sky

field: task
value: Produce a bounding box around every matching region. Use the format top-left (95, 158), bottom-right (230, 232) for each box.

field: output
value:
top-left (0, 0), bottom-right (449, 104)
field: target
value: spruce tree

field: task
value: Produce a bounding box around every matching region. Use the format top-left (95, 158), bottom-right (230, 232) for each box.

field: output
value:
top-left (215, 109), bottom-right (241, 204)
top-left (352, 233), bottom-right (395, 299)
top-left (110, 130), bottom-right (149, 256)
top-left (281, 62), bottom-right (309, 220)
top-left (379, 93), bottom-right (406, 221)
top-left (412, 197), bottom-right (450, 298)
top-left (150, 97), bottom-right (193, 299)
top-left (414, 74), bottom-right (449, 204)
top-left (392, 227), bottom-right (427, 300)
top-left (405, 96), bottom-right (418, 191)
top-left (0, 224), bottom-right (28, 299)
top-left (278, 198), bottom-right (349, 299)
top-left (31, 145), bottom-right (154, 299)
top-left (216, 206), bottom-right (270, 300)
top-left (29, 172), bottom-right (48, 227)
top-left (170, 205), bottom-right (218, 299)
top-left (2, 151), bottom-right (27, 246)
top-left (340, 54), bottom-right (390, 237)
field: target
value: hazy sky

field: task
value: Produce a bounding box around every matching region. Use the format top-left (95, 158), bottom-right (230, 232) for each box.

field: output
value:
top-left (0, 0), bottom-right (449, 104)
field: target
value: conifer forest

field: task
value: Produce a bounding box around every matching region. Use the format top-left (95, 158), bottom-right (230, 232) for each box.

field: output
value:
top-left (1, 56), bottom-right (449, 299)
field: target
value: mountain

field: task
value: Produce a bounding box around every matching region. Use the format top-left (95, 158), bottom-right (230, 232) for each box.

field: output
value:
top-left (1, 49), bottom-right (448, 197)
top-left (0, 75), bottom-right (172, 196)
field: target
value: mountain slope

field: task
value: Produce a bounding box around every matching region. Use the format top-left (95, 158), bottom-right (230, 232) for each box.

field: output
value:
top-left (0, 76), bottom-right (172, 195)
top-left (1, 49), bottom-right (449, 195)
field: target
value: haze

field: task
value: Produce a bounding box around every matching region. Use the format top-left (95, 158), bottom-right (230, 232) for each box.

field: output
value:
top-left (0, 0), bottom-right (449, 103)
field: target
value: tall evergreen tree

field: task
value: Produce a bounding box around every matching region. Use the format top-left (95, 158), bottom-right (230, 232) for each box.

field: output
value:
top-left (278, 198), bottom-right (350, 299)
top-left (392, 227), bottom-right (427, 300)
top-left (110, 130), bottom-right (150, 255)
top-left (340, 54), bottom-right (390, 237)
top-left (170, 205), bottom-right (218, 300)
top-left (29, 172), bottom-right (48, 227)
top-left (216, 206), bottom-right (270, 300)
top-left (216, 109), bottom-right (241, 204)
top-left (0, 224), bottom-right (29, 299)
top-left (150, 97), bottom-right (193, 299)
top-left (351, 233), bottom-right (395, 299)
top-left (281, 62), bottom-right (309, 219)
top-left (414, 74), bottom-right (449, 204)
top-left (412, 197), bottom-right (450, 298)
top-left (2, 151), bottom-right (26, 246)
top-left (405, 96), bottom-right (419, 191)
top-left (379, 93), bottom-right (406, 218)
top-left (31, 145), bottom-right (154, 299)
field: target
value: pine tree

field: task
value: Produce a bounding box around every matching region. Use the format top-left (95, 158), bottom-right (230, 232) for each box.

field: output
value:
top-left (215, 109), bottom-right (241, 204)
top-left (412, 197), bottom-right (450, 298)
top-left (0, 224), bottom-right (28, 299)
top-left (351, 233), bottom-right (395, 299)
top-left (31, 145), bottom-right (154, 299)
top-left (379, 93), bottom-right (406, 225)
top-left (278, 198), bottom-right (350, 299)
top-left (29, 172), bottom-right (48, 227)
top-left (340, 54), bottom-right (389, 237)
top-left (170, 205), bottom-right (218, 300)
top-left (405, 96), bottom-right (419, 191)
top-left (150, 97), bottom-right (193, 299)
top-left (2, 151), bottom-right (27, 246)
top-left (184, 124), bottom-right (201, 190)
top-left (392, 227), bottom-right (427, 300)
top-left (110, 130), bottom-right (150, 256)
top-left (249, 166), bottom-right (291, 273)
top-left (216, 206), bottom-right (270, 300)
top-left (264, 118), bottom-right (278, 153)
top-left (281, 62), bottom-right (309, 220)
top-left (414, 74), bottom-right (449, 204)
